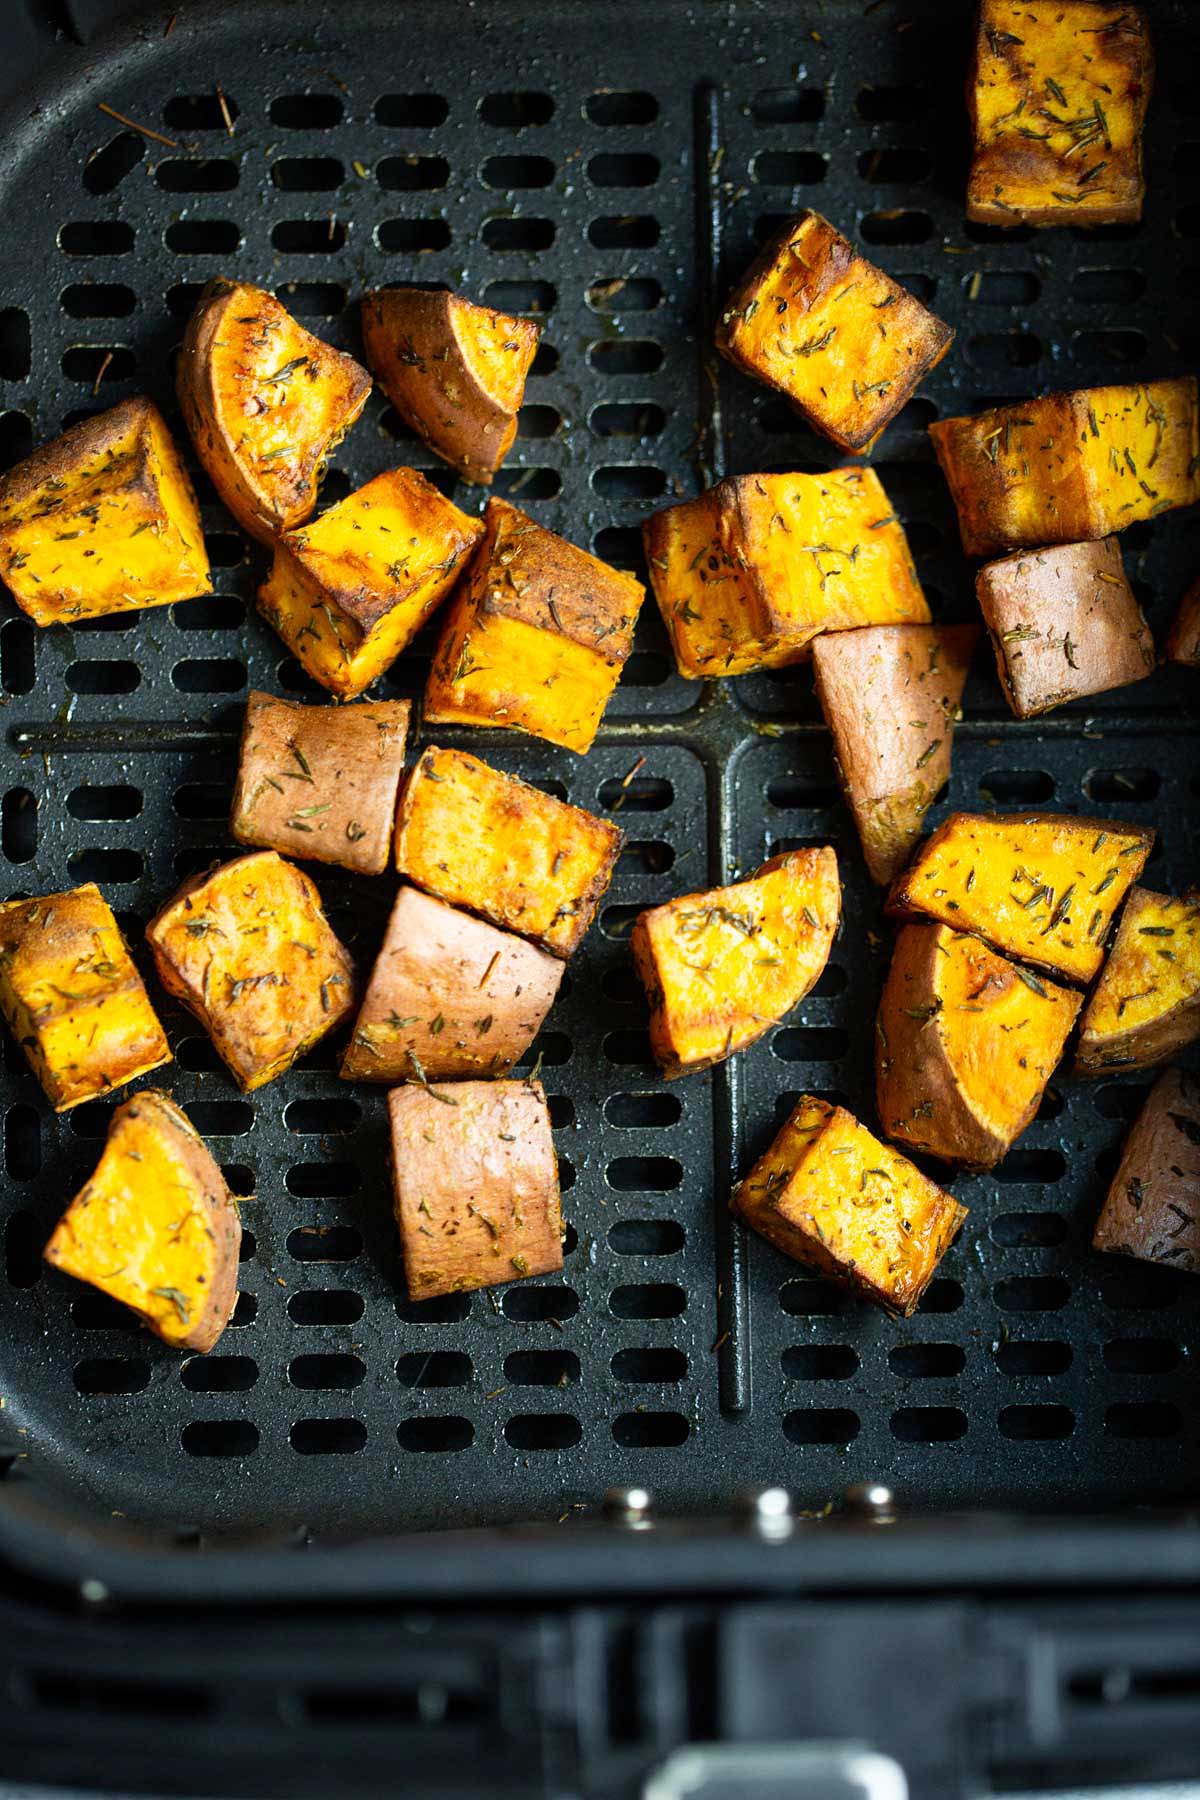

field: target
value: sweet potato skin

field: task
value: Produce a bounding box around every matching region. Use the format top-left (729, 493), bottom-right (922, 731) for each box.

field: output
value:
top-left (43, 1089), bottom-right (241, 1351)
top-left (812, 623), bottom-right (977, 884)
top-left (716, 212), bottom-right (953, 451)
top-left (888, 811), bottom-right (1153, 984)
top-left (876, 923), bottom-right (1081, 1170)
top-left (394, 746), bottom-right (622, 958)
top-left (361, 287), bottom-right (540, 484)
top-left (0, 885), bottom-right (171, 1112)
top-left (231, 690), bottom-right (410, 877)
top-left (1075, 888), bottom-right (1200, 1075)
top-left (1092, 1067), bottom-right (1199, 1274)
top-left (340, 886), bottom-right (562, 1083)
top-left (1166, 576), bottom-right (1200, 667)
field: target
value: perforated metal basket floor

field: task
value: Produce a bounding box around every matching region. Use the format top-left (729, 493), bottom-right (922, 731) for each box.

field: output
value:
top-left (0, 0), bottom-right (1196, 1540)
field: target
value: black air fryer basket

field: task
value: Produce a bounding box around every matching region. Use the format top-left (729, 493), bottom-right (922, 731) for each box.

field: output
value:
top-left (0, 1), bottom-right (1196, 1794)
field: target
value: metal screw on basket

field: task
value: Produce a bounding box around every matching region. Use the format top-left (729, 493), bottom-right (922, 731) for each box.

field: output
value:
top-left (844, 1481), bottom-right (897, 1524)
top-left (602, 1485), bottom-right (654, 1528)
top-left (733, 1485), bottom-right (794, 1539)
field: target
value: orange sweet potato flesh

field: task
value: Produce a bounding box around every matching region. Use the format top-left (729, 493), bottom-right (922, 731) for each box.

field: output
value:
top-left (1092, 1067), bottom-right (1199, 1274)
top-left (888, 811), bottom-right (1153, 984)
top-left (631, 848), bottom-right (840, 1079)
top-left (644, 468), bottom-right (929, 678)
top-left (43, 1089), bottom-right (241, 1351)
top-left (1166, 576), bottom-right (1200, 667)
top-left (0, 397), bottom-right (211, 625)
top-left (178, 279), bottom-right (371, 543)
top-left (716, 211), bottom-right (953, 451)
top-left (812, 623), bottom-right (977, 884)
top-left (1075, 888), bottom-right (1200, 1075)
top-left (876, 923), bottom-right (1080, 1170)
top-left (361, 287), bottom-right (540, 485)
top-left (394, 745), bottom-right (622, 958)
top-left (733, 1096), bottom-right (967, 1317)
top-left (0, 885), bottom-right (171, 1112)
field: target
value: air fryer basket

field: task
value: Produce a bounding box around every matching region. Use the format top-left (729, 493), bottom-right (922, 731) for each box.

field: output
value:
top-left (0, 0), bottom-right (1196, 1554)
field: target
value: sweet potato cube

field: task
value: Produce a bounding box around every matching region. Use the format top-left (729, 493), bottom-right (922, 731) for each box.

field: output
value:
top-left (0, 885), bottom-right (170, 1112)
top-left (340, 886), bottom-right (562, 1084)
top-left (930, 378), bottom-right (1200, 558)
top-left (888, 811), bottom-right (1153, 984)
top-left (877, 924), bottom-right (1081, 1170)
top-left (361, 286), bottom-right (540, 485)
top-left (1166, 576), bottom-right (1200, 667)
top-left (812, 623), bottom-right (977, 884)
top-left (424, 498), bottom-right (644, 753)
top-left (644, 468), bottom-right (929, 678)
top-left (389, 1078), bottom-right (563, 1299)
top-left (258, 467), bottom-right (483, 701)
top-left (43, 1090), bottom-right (241, 1351)
top-left (394, 745), bottom-right (622, 957)
top-left (631, 848), bottom-right (840, 1079)
top-left (733, 1095), bottom-right (967, 1317)
top-left (0, 397), bottom-right (211, 625)
top-left (146, 851), bottom-right (354, 1092)
top-left (1092, 1068), bottom-right (1199, 1275)
top-left (231, 690), bottom-right (410, 877)
top-left (177, 279), bottom-right (371, 542)
top-left (967, 0), bottom-right (1153, 229)
top-left (716, 211), bottom-right (953, 452)
top-left (1075, 888), bottom-right (1200, 1075)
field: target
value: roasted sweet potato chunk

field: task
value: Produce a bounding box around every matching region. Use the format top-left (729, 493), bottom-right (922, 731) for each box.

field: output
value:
top-left (361, 286), bottom-right (540, 485)
top-left (732, 1095), bottom-right (967, 1317)
top-left (644, 468), bottom-right (928, 678)
top-left (257, 467), bottom-right (482, 700)
top-left (1092, 1067), bottom-right (1199, 1275)
top-left (424, 498), bottom-right (644, 753)
top-left (1075, 888), bottom-right (1200, 1075)
top-left (977, 536), bottom-right (1154, 718)
top-left (930, 378), bottom-right (1200, 558)
top-left (394, 746), bottom-right (622, 958)
top-left (0, 885), bottom-right (170, 1112)
top-left (716, 211), bottom-right (953, 451)
top-left (877, 924), bottom-right (1080, 1170)
top-left (967, 0), bottom-right (1153, 229)
top-left (43, 1090), bottom-right (241, 1351)
top-left (389, 1078), bottom-right (563, 1299)
top-left (177, 279), bottom-right (371, 542)
top-left (1166, 576), bottom-right (1200, 667)
top-left (231, 690), bottom-right (410, 877)
top-left (340, 886), bottom-right (562, 1084)
top-left (0, 397), bottom-right (210, 625)
top-left (146, 851), bottom-right (354, 1092)
top-left (812, 623), bottom-right (977, 885)
top-left (888, 811), bottom-right (1153, 984)
top-left (631, 848), bottom-right (840, 1079)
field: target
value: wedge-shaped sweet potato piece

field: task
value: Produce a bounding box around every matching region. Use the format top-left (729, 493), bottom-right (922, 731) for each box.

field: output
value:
top-left (812, 623), bottom-right (977, 885)
top-left (425, 498), bottom-right (644, 753)
top-left (967, 0), bottom-right (1153, 229)
top-left (394, 746), bottom-right (622, 958)
top-left (177, 279), bottom-right (371, 542)
top-left (716, 211), bottom-right (953, 451)
top-left (930, 378), bottom-right (1200, 557)
top-left (231, 690), bottom-right (410, 877)
top-left (732, 1095), bottom-right (967, 1317)
top-left (644, 468), bottom-right (928, 678)
top-left (146, 851), bottom-right (354, 1092)
top-left (361, 286), bottom-right (540, 485)
top-left (1075, 888), bottom-right (1200, 1075)
top-left (1166, 576), bottom-right (1200, 667)
top-left (888, 811), bottom-right (1153, 984)
top-left (630, 848), bottom-right (840, 1079)
top-left (0, 397), bottom-right (211, 625)
top-left (1092, 1067), bottom-right (1199, 1275)
top-left (43, 1090), bottom-right (240, 1351)
top-left (0, 885), bottom-right (170, 1112)
top-left (390, 1078), bottom-right (563, 1299)
top-left (340, 886), bottom-right (562, 1084)
top-left (876, 924), bottom-right (1080, 1170)
top-left (257, 467), bottom-right (482, 700)
top-left (977, 536), bottom-right (1154, 718)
